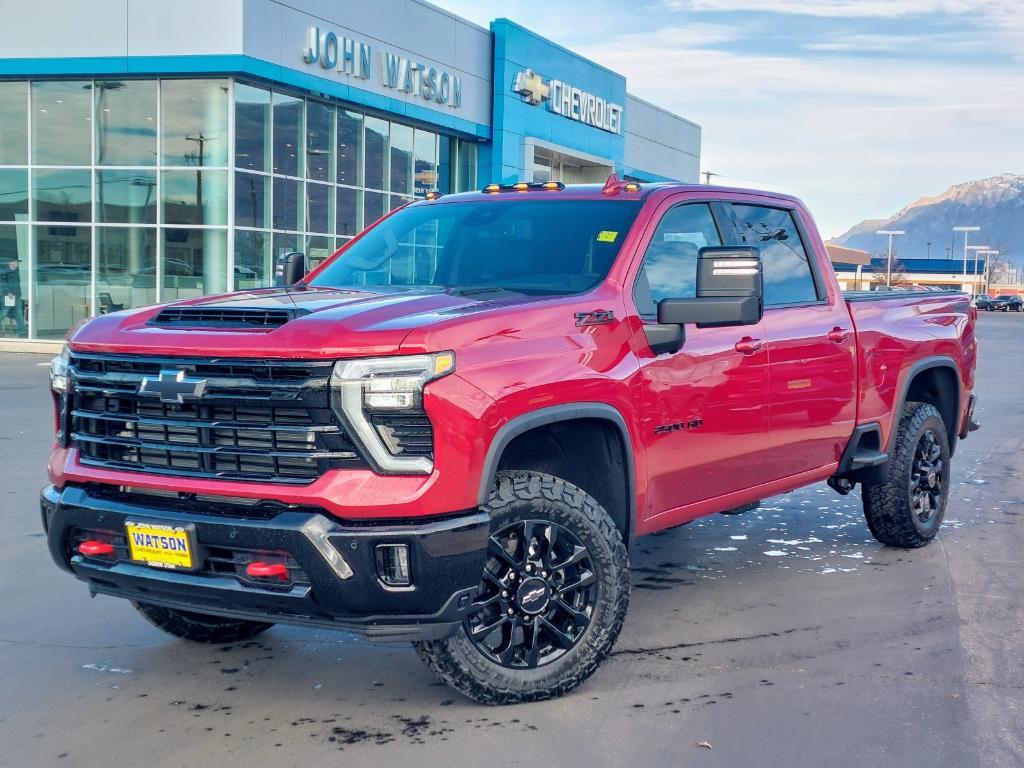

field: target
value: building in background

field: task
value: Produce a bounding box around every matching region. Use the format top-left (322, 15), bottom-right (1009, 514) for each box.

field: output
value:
top-left (832, 258), bottom-right (988, 293)
top-left (0, 1), bottom-right (700, 342)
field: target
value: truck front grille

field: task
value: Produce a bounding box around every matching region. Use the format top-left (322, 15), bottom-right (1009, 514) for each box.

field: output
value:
top-left (68, 353), bottom-right (365, 483)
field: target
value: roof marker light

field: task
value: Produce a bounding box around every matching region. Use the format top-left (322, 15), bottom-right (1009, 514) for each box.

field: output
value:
top-left (424, 190), bottom-right (443, 200)
top-left (483, 183), bottom-right (501, 193)
top-left (512, 182), bottom-right (530, 191)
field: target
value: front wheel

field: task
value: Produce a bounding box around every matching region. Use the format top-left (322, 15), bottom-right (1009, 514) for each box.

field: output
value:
top-left (862, 402), bottom-right (950, 547)
top-left (415, 471), bottom-right (630, 705)
top-left (133, 602), bottom-right (274, 643)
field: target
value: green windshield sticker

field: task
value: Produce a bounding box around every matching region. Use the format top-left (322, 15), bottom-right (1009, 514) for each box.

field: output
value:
top-left (597, 230), bottom-right (619, 243)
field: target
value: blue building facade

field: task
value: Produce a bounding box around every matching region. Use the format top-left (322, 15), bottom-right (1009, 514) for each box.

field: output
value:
top-left (0, 2), bottom-right (700, 342)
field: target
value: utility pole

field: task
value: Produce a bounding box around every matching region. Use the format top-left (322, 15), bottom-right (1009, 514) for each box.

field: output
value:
top-left (702, 170), bottom-right (717, 185)
top-left (926, 242), bottom-right (932, 259)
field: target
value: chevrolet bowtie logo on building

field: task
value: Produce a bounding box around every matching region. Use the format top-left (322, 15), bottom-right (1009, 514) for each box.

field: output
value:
top-left (512, 69), bottom-right (624, 135)
top-left (513, 69), bottom-right (549, 105)
top-left (139, 369), bottom-right (209, 404)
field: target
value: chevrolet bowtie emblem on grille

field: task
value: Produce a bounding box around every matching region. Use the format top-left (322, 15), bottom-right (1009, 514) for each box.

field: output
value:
top-left (513, 69), bottom-right (549, 105)
top-left (138, 369), bottom-right (209, 404)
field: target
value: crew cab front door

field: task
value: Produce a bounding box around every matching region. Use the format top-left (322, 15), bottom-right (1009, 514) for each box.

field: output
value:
top-left (629, 200), bottom-right (774, 525)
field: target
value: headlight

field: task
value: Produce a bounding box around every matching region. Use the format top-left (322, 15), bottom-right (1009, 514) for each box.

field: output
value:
top-left (331, 352), bottom-right (454, 474)
top-left (50, 344), bottom-right (70, 393)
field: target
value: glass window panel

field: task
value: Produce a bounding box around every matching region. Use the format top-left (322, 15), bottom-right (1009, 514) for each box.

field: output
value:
top-left (306, 100), bottom-right (332, 182)
top-left (436, 136), bottom-right (451, 195)
top-left (162, 169), bottom-right (228, 226)
top-left (32, 224), bottom-right (91, 339)
top-left (94, 80), bottom-right (157, 166)
top-left (0, 226), bottom-right (29, 338)
top-left (272, 176), bottom-right (302, 231)
top-left (337, 109), bottom-right (362, 187)
top-left (634, 203), bottom-right (722, 314)
top-left (272, 92), bottom-right (303, 177)
top-left (33, 169), bottom-right (91, 223)
top-left (306, 182), bottom-right (331, 234)
top-left (364, 116), bottom-right (388, 191)
top-left (0, 82), bottom-right (28, 166)
top-left (390, 195), bottom-right (411, 212)
top-left (234, 229), bottom-right (271, 290)
top-left (390, 122), bottom-right (413, 195)
top-left (162, 228), bottom-right (227, 301)
top-left (160, 79), bottom-right (229, 167)
top-left (235, 171), bottom-right (269, 229)
top-left (364, 191), bottom-right (386, 227)
top-left (234, 83), bottom-right (271, 173)
top-left (32, 81), bottom-right (92, 166)
top-left (456, 139), bottom-right (477, 192)
top-left (0, 169), bottom-right (29, 222)
top-left (96, 227), bottom-right (157, 312)
top-left (731, 204), bottom-right (818, 306)
top-left (305, 234), bottom-right (333, 271)
top-left (413, 129), bottom-right (437, 196)
top-left (96, 170), bottom-right (157, 225)
top-left (336, 186), bottom-right (361, 236)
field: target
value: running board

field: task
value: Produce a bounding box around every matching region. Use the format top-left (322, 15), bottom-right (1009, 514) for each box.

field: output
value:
top-left (850, 448), bottom-right (888, 471)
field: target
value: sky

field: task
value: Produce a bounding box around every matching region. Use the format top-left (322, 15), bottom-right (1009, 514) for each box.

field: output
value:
top-left (433, 0), bottom-right (1024, 239)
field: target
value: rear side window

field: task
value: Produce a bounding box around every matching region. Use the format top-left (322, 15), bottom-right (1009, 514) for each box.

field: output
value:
top-left (633, 203), bottom-right (722, 316)
top-left (730, 204), bottom-right (818, 306)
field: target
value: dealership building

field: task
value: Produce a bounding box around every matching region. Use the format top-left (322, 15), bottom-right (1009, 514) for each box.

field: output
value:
top-left (0, 0), bottom-right (701, 343)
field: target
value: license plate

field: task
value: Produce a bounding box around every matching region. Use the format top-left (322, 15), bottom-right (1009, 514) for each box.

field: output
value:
top-left (125, 521), bottom-right (196, 571)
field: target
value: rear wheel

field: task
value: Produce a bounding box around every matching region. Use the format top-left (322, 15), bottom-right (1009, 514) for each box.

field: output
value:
top-left (133, 602), bottom-right (273, 643)
top-left (862, 402), bottom-right (950, 547)
top-left (415, 470), bottom-right (629, 705)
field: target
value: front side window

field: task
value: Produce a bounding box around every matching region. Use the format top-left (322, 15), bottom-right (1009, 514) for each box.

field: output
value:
top-left (633, 203), bottom-right (722, 316)
top-left (730, 204), bottom-right (818, 306)
top-left (310, 199), bottom-right (642, 295)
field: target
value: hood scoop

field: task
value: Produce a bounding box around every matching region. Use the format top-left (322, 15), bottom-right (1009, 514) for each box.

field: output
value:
top-left (150, 306), bottom-right (309, 330)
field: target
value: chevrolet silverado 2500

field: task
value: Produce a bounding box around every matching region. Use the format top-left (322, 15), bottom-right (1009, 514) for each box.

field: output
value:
top-left (43, 176), bottom-right (979, 704)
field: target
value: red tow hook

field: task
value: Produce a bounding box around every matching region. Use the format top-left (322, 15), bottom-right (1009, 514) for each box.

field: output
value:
top-left (246, 562), bottom-right (289, 582)
top-left (78, 540), bottom-right (115, 557)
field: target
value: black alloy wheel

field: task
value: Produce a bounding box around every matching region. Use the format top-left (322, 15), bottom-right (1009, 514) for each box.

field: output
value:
top-left (909, 428), bottom-right (944, 525)
top-left (465, 519), bottom-right (598, 669)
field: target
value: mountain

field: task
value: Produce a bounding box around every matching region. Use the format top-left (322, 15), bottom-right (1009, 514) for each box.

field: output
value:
top-left (830, 174), bottom-right (1024, 263)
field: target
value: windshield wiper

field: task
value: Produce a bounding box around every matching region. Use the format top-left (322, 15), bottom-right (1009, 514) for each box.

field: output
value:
top-left (448, 285), bottom-right (522, 298)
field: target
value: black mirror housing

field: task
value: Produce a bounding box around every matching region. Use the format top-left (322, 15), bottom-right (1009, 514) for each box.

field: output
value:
top-left (655, 247), bottom-right (764, 329)
top-left (275, 251), bottom-right (307, 286)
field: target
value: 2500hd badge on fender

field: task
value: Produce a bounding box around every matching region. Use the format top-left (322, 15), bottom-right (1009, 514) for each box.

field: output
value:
top-left (42, 176), bottom-right (979, 704)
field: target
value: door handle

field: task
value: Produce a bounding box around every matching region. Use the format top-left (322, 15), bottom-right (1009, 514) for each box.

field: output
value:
top-left (734, 337), bottom-right (765, 355)
top-left (827, 327), bottom-right (850, 343)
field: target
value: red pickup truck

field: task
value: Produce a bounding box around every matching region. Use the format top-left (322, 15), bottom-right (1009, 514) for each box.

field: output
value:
top-left (43, 177), bottom-right (978, 704)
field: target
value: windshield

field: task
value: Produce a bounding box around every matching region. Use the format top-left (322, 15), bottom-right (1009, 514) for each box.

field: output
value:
top-left (309, 198), bottom-right (642, 295)
top-left (996, 295), bottom-right (1013, 300)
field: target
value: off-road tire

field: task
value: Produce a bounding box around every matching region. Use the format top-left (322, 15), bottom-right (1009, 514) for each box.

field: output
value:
top-left (862, 402), bottom-right (950, 547)
top-left (415, 470), bottom-right (630, 705)
top-left (133, 602), bottom-right (273, 643)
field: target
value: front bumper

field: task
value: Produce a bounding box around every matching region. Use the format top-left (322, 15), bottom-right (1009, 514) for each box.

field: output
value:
top-left (41, 484), bottom-right (489, 642)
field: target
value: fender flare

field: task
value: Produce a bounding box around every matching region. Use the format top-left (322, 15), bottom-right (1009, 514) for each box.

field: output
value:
top-left (888, 355), bottom-right (961, 453)
top-left (476, 403), bottom-right (638, 541)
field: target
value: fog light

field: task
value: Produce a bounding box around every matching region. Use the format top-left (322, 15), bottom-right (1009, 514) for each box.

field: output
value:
top-left (375, 544), bottom-right (411, 587)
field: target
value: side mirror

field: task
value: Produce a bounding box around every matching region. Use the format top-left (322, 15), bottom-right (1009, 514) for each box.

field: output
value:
top-left (657, 247), bottom-right (763, 329)
top-left (275, 251), bottom-right (306, 287)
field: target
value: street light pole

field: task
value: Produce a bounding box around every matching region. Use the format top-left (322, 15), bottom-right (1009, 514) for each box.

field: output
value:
top-left (953, 225), bottom-right (980, 282)
top-left (877, 230), bottom-right (905, 286)
top-left (975, 249), bottom-right (999, 295)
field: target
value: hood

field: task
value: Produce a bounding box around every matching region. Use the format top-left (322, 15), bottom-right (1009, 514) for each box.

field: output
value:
top-left (68, 286), bottom-right (542, 358)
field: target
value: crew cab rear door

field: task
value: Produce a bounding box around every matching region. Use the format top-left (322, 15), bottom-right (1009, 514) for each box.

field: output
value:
top-left (723, 202), bottom-right (857, 477)
top-left (627, 198), bottom-right (775, 521)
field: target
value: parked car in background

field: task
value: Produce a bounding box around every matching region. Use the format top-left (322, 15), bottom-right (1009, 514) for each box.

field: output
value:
top-left (992, 294), bottom-right (1023, 312)
top-left (974, 295), bottom-right (993, 310)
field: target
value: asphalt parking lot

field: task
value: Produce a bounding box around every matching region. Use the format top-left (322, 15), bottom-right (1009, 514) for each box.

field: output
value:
top-left (1, 313), bottom-right (1021, 768)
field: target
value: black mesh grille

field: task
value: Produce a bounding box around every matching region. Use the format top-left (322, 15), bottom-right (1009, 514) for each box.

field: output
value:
top-left (371, 414), bottom-right (435, 457)
top-left (69, 353), bottom-right (365, 483)
top-left (150, 307), bottom-right (302, 329)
